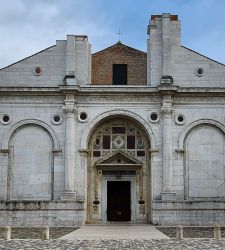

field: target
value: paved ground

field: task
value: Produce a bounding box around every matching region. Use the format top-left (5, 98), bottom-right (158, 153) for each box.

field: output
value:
top-left (0, 227), bottom-right (78, 239)
top-left (59, 225), bottom-right (169, 240)
top-left (0, 239), bottom-right (225, 249)
top-left (1, 225), bottom-right (225, 249)
top-left (157, 226), bottom-right (225, 238)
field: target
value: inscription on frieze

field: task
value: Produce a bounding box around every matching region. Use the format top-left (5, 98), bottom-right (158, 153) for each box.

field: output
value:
top-left (76, 96), bottom-right (161, 103)
top-left (174, 97), bottom-right (225, 103)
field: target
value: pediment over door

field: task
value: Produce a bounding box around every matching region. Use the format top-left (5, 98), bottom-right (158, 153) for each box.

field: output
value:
top-left (95, 151), bottom-right (142, 170)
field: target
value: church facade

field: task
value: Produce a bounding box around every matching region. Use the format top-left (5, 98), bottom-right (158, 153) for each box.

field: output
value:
top-left (0, 13), bottom-right (225, 226)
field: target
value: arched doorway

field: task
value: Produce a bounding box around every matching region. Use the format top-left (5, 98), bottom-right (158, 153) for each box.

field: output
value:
top-left (87, 117), bottom-right (150, 223)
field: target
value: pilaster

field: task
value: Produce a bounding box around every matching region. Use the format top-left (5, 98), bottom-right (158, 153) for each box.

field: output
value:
top-left (160, 94), bottom-right (176, 200)
top-left (61, 96), bottom-right (77, 200)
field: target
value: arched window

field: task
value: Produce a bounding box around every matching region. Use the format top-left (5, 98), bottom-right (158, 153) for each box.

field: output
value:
top-left (91, 119), bottom-right (148, 159)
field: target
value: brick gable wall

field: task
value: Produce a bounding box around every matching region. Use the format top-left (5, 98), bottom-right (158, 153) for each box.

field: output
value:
top-left (91, 43), bottom-right (147, 85)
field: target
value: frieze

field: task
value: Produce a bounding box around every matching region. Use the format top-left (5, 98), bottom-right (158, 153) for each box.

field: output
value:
top-left (0, 201), bottom-right (47, 210)
top-left (76, 96), bottom-right (161, 103)
top-left (0, 201), bottom-right (84, 210)
top-left (174, 97), bottom-right (225, 103)
top-left (0, 96), bottom-right (63, 103)
top-left (0, 95), bottom-right (162, 104)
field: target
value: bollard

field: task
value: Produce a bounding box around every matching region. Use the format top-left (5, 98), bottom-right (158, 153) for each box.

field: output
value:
top-left (43, 226), bottom-right (49, 240)
top-left (214, 223), bottom-right (221, 240)
top-left (176, 225), bottom-right (183, 239)
top-left (3, 226), bottom-right (11, 240)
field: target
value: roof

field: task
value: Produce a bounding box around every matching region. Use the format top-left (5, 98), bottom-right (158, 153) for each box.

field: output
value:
top-left (92, 41), bottom-right (147, 56)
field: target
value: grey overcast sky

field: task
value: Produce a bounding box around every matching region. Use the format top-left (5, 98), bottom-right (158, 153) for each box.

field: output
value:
top-left (0, 0), bottom-right (225, 68)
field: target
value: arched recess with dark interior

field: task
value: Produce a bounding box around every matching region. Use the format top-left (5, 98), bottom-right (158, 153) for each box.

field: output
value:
top-left (87, 116), bottom-right (151, 223)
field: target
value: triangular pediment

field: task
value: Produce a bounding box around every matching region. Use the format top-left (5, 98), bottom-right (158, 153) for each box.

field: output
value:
top-left (95, 151), bottom-right (142, 170)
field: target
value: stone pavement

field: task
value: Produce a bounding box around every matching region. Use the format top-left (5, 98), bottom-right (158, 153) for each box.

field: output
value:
top-left (0, 239), bottom-right (225, 249)
top-left (59, 225), bottom-right (169, 240)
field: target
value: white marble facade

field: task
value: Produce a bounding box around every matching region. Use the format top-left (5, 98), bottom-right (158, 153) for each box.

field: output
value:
top-left (0, 13), bottom-right (225, 226)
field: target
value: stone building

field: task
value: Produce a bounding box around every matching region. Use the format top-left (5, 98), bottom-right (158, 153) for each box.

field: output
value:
top-left (0, 13), bottom-right (225, 226)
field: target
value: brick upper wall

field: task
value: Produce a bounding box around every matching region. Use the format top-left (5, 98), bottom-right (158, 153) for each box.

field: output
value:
top-left (91, 42), bottom-right (147, 85)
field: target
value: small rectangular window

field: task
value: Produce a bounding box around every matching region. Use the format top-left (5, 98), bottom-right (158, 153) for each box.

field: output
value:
top-left (137, 151), bottom-right (145, 157)
top-left (93, 151), bottom-right (101, 157)
top-left (127, 135), bottom-right (135, 149)
top-left (112, 127), bottom-right (126, 134)
top-left (113, 64), bottom-right (127, 85)
top-left (103, 135), bottom-right (110, 149)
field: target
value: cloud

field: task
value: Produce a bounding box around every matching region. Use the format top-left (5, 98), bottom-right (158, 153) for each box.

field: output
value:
top-left (0, 0), bottom-right (224, 68)
top-left (0, 0), bottom-right (116, 67)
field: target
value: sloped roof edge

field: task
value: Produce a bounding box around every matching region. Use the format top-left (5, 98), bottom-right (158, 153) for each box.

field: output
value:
top-left (181, 45), bottom-right (225, 67)
top-left (0, 45), bottom-right (56, 71)
top-left (92, 42), bottom-right (147, 56)
top-left (95, 150), bottom-right (143, 165)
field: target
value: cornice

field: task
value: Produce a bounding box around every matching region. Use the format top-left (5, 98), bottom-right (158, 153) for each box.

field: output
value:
top-left (0, 85), bottom-right (225, 96)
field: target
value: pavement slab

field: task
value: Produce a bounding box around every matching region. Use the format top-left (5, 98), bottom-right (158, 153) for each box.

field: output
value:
top-left (59, 225), bottom-right (169, 240)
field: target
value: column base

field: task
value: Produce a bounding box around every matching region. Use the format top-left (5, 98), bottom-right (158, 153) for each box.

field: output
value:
top-left (161, 191), bottom-right (176, 201)
top-left (61, 190), bottom-right (76, 201)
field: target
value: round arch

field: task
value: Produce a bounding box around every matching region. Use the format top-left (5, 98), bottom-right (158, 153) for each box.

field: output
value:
top-left (2, 119), bottom-right (60, 151)
top-left (177, 119), bottom-right (225, 150)
top-left (80, 109), bottom-right (157, 150)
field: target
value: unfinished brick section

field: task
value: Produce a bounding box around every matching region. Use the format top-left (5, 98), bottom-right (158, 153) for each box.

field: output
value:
top-left (91, 42), bottom-right (147, 85)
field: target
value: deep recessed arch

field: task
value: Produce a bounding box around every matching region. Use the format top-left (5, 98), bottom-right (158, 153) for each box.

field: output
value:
top-left (85, 112), bottom-right (152, 223)
top-left (80, 109), bottom-right (157, 151)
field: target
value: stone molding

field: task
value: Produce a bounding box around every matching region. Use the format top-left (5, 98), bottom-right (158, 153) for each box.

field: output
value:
top-left (1, 119), bottom-right (60, 151)
top-left (78, 149), bottom-right (90, 156)
top-left (152, 200), bottom-right (225, 209)
top-left (177, 119), bottom-right (225, 150)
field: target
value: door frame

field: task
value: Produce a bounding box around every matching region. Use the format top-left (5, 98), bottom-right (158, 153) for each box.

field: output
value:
top-left (101, 175), bottom-right (136, 223)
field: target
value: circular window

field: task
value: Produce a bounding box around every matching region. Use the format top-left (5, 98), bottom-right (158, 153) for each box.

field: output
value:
top-left (175, 114), bottom-right (186, 125)
top-left (1, 114), bottom-right (11, 125)
top-left (195, 67), bottom-right (204, 77)
top-left (51, 114), bottom-right (62, 125)
top-left (78, 112), bottom-right (88, 122)
top-left (149, 112), bottom-right (159, 123)
top-left (33, 66), bottom-right (42, 76)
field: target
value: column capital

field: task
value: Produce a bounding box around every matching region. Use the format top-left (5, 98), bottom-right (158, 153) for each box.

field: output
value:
top-left (161, 105), bottom-right (174, 115)
top-left (79, 149), bottom-right (90, 157)
top-left (62, 101), bottom-right (77, 114)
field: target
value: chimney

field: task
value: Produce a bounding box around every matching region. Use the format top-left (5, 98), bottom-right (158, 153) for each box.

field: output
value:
top-left (147, 13), bottom-right (180, 86)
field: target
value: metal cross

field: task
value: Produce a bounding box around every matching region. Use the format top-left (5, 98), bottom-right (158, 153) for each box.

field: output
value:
top-left (116, 29), bottom-right (123, 42)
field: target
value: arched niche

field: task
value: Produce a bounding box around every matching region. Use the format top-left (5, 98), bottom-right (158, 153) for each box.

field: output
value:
top-left (3, 120), bottom-right (60, 200)
top-left (2, 119), bottom-right (60, 151)
top-left (184, 123), bottom-right (225, 199)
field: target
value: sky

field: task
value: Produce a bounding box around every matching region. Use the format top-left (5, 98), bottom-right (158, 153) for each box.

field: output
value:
top-left (0, 0), bottom-right (225, 68)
